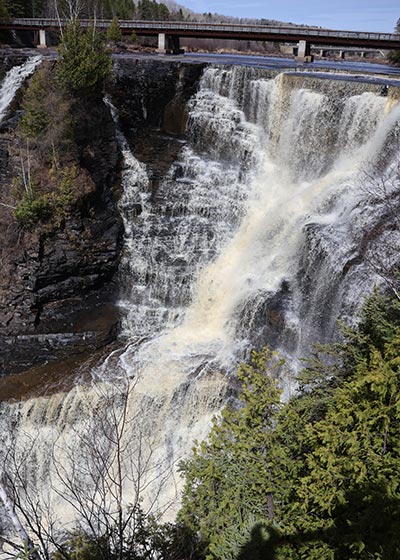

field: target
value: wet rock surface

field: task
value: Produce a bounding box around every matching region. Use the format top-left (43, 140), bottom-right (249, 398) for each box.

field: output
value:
top-left (0, 48), bottom-right (33, 77)
top-left (0, 56), bottom-right (206, 377)
top-left (0, 79), bottom-right (122, 375)
top-left (108, 58), bottom-right (205, 192)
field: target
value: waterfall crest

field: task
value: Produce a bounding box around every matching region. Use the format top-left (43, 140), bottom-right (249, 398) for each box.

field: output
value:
top-left (1, 64), bottom-right (400, 527)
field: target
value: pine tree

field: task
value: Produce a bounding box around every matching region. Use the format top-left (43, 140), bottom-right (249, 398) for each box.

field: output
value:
top-left (179, 291), bottom-right (400, 560)
top-left (6, 0), bottom-right (26, 17)
top-left (179, 348), bottom-right (283, 560)
top-left (107, 15), bottom-right (122, 42)
top-left (137, 0), bottom-right (152, 20)
top-left (0, 0), bottom-right (8, 17)
top-left (57, 19), bottom-right (111, 96)
top-left (157, 2), bottom-right (169, 21)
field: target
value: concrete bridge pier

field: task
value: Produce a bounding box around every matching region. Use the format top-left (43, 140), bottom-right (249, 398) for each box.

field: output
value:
top-left (157, 33), bottom-right (183, 54)
top-left (38, 29), bottom-right (48, 48)
top-left (295, 40), bottom-right (314, 62)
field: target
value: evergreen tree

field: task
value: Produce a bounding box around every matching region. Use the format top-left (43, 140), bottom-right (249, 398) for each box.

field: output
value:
top-left (7, 0), bottom-right (46, 17)
top-left (0, 0), bottom-right (8, 17)
top-left (295, 333), bottom-right (400, 558)
top-left (107, 15), bottom-right (122, 42)
top-left (137, 0), bottom-right (161, 20)
top-left (56, 19), bottom-right (111, 96)
top-left (109, 0), bottom-right (134, 19)
top-left (388, 49), bottom-right (400, 66)
top-left (20, 67), bottom-right (51, 138)
top-left (179, 348), bottom-right (284, 560)
top-left (157, 2), bottom-right (169, 21)
top-left (179, 291), bottom-right (400, 560)
top-left (6, 0), bottom-right (26, 16)
top-left (137, 0), bottom-right (152, 20)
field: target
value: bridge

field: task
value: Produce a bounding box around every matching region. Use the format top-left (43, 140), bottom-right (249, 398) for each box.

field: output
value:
top-left (310, 46), bottom-right (385, 59)
top-left (1, 18), bottom-right (400, 61)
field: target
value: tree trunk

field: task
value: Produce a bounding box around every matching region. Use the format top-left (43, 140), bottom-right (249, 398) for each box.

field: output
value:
top-left (0, 480), bottom-right (41, 560)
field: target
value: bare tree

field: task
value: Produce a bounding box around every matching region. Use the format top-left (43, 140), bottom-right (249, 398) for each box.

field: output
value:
top-left (1, 428), bottom-right (58, 560)
top-left (0, 478), bottom-right (40, 560)
top-left (51, 378), bottom-right (174, 560)
top-left (60, 0), bottom-right (85, 20)
top-left (358, 157), bottom-right (400, 300)
top-left (1, 378), bottom-right (176, 560)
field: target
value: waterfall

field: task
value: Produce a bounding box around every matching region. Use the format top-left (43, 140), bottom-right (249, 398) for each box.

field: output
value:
top-left (0, 56), bottom-right (42, 124)
top-left (1, 64), bottom-right (400, 536)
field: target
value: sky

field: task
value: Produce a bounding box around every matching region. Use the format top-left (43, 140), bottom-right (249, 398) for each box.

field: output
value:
top-left (181, 0), bottom-right (399, 33)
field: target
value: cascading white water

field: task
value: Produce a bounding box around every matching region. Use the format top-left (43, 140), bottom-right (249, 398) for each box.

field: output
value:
top-left (1, 64), bottom-right (400, 538)
top-left (115, 68), bottom-right (399, 370)
top-left (0, 56), bottom-right (42, 124)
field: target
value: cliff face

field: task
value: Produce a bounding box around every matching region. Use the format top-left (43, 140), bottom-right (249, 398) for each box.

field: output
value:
top-left (0, 93), bottom-right (122, 375)
top-left (0, 55), bottom-right (205, 377)
top-left (108, 58), bottom-right (205, 192)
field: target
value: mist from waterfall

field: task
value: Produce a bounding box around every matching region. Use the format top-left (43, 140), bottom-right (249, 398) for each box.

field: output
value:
top-left (1, 64), bottom-right (400, 534)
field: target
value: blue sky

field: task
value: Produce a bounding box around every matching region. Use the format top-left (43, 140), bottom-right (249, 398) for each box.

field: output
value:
top-left (181, 0), bottom-right (399, 33)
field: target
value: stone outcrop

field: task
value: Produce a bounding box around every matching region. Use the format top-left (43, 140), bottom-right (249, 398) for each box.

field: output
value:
top-left (108, 57), bottom-right (205, 192)
top-left (0, 48), bottom-right (32, 78)
top-left (0, 71), bottom-right (122, 375)
top-left (0, 55), bottom-right (205, 377)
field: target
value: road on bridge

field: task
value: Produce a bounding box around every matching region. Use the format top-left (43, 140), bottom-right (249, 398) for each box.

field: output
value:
top-left (1, 18), bottom-right (400, 58)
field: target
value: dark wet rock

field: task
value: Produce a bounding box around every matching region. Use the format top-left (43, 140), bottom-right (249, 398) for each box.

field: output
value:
top-left (108, 58), bottom-right (205, 192)
top-left (0, 301), bottom-right (120, 376)
top-left (0, 56), bottom-right (205, 376)
top-left (0, 49), bottom-right (33, 77)
top-left (109, 59), bottom-right (204, 132)
top-left (0, 90), bottom-right (123, 375)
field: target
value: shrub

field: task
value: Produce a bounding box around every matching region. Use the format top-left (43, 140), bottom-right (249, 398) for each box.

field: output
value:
top-left (14, 189), bottom-right (51, 230)
top-left (388, 50), bottom-right (400, 66)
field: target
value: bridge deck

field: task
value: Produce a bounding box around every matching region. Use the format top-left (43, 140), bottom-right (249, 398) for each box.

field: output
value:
top-left (1, 19), bottom-right (399, 50)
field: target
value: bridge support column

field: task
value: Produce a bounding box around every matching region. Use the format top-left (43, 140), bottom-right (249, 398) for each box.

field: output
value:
top-left (295, 40), bottom-right (314, 62)
top-left (157, 33), bottom-right (183, 54)
top-left (38, 29), bottom-right (48, 48)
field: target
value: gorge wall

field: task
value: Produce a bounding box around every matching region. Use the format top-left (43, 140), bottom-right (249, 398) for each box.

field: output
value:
top-left (0, 55), bottom-right (400, 529)
top-left (0, 55), bottom-right (204, 377)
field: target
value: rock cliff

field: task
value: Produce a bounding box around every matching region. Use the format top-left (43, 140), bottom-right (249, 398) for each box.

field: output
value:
top-left (0, 54), bottom-right (205, 377)
top-left (0, 93), bottom-right (122, 375)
